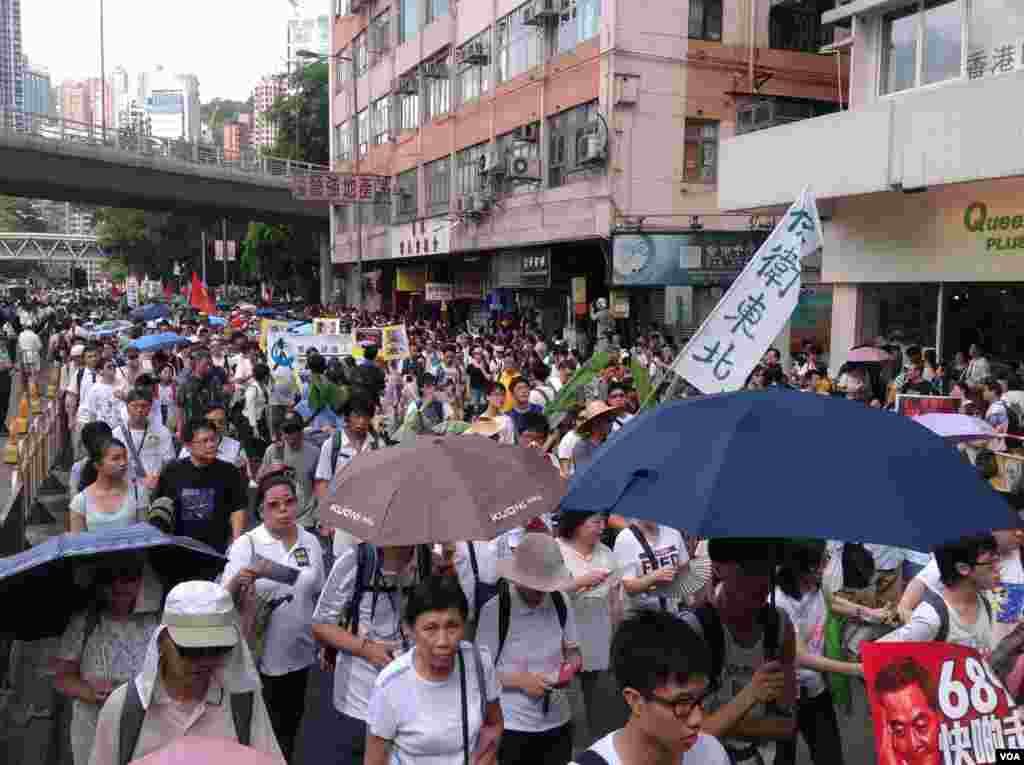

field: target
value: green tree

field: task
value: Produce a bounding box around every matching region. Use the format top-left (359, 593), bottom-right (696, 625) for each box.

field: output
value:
top-left (241, 222), bottom-right (319, 302)
top-left (94, 208), bottom-right (207, 279)
top-left (262, 62), bottom-right (329, 164)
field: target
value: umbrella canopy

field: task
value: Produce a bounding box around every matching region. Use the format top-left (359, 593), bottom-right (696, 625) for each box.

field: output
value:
top-left (129, 332), bottom-right (192, 353)
top-left (256, 308), bottom-right (280, 317)
top-left (911, 413), bottom-right (999, 443)
top-left (208, 315), bottom-right (227, 327)
top-left (559, 389), bottom-right (1014, 551)
top-left (0, 523), bottom-right (225, 639)
top-left (321, 436), bottom-right (565, 545)
top-left (135, 737), bottom-right (280, 765)
top-left (847, 347), bottom-right (891, 363)
top-left (130, 303), bottom-right (171, 322)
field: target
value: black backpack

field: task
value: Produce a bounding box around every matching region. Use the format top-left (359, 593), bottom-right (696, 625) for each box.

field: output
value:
top-left (920, 587), bottom-right (992, 643)
top-left (495, 578), bottom-right (568, 665)
top-left (842, 543), bottom-right (876, 590)
top-left (467, 542), bottom-right (500, 616)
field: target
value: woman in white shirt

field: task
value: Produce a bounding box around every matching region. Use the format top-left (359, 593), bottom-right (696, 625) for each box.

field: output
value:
top-left (224, 473), bottom-right (325, 762)
top-left (244, 363), bottom-right (271, 440)
top-left (366, 576), bottom-right (503, 765)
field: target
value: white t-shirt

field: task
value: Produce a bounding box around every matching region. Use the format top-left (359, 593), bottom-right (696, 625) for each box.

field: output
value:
top-left (558, 540), bottom-right (619, 671)
top-left (881, 592), bottom-right (996, 656)
top-left (79, 381), bottom-right (121, 428)
top-left (864, 544), bottom-right (905, 571)
top-left (112, 424), bottom-right (175, 501)
top-left (573, 730), bottom-right (730, 765)
top-left (558, 430), bottom-right (581, 462)
top-left (613, 525), bottom-right (688, 615)
top-left (774, 587), bottom-right (827, 697)
top-left (475, 584), bottom-right (579, 733)
top-left (368, 642), bottom-right (501, 765)
top-left (223, 525), bottom-right (325, 676)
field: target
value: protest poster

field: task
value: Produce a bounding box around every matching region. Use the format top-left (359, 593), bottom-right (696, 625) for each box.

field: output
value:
top-left (313, 318), bottom-right (342, 336)
top-left (671, 188), bottom-right (823, 393)
top-left (266, 332), bottom-right (355, 373)
top-left (259, 319), bottom-right (290, 352)
top-left (897, 394), bottom-right (961, 418)
top-left (861, 642), bottom-right (1023, 765)
top-left (380, 324), bottom-right (411, 361)
top-left (351, 327), bottom-right (384, 359)
top-left (991, 452), bottom-right (1024, 496)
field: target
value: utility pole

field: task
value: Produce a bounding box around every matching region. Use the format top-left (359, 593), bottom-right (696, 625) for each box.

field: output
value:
top-left (99, 0), bottom-right (107, 138)
top-left (201, 229), bottom-right (207, 285)
top-left (222, 218), bottom-right (229, 296)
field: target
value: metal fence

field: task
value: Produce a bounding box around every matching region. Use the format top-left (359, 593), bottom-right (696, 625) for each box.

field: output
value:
top-left (0, 108), bottom-right (330, 180)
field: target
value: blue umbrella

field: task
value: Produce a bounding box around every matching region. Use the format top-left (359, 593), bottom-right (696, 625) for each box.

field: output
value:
top-left (560, 389), bottom-right (1013, 551)
top-left (208, 315), bottom-right (227, 327)
top-left (256, 308), bottom-right (280, 317)
top-left (129, 332), bottom-right (191, 352)
top-left (130, 303), bottom-right (171, 322)
top-left (0, 523), bottom-right (225, 639)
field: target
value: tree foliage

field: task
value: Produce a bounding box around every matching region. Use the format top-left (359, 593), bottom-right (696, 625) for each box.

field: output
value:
top-left (200, 98), bottom-right (253, 148)
top-left (94, 208), bottom-right (206, 278)
top-left (263, 62), bottom-right (329, 164)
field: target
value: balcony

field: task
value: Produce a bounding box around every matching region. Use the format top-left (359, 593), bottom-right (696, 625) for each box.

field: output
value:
top-left (718, 68), bottom-right (1024, 211)
top-left (734, 95), bottom-right (839, 136)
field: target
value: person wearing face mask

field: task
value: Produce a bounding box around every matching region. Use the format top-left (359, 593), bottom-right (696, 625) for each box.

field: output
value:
top-left (69, 437), bottom-right (145, 533)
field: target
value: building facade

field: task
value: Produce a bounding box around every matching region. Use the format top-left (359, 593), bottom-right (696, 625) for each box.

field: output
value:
top-left (0, 0), bottom-right (22, 115)
top-left (223, 120), bottom-right (250, 160)
top-left (139, 66), bottom-right (201, 142)
top-left (22, 57), bottom-right (50, 116)
top-left (111, 65), bottom-right (132, 130)
top-left (328, 0), bottom-right (843, 338)
top-left (717, 0), bottom-right (1024, 371)
top-left (288, 15), bottom-right (332, 75)
top-left (59, 77), bottom-right (113, 129)
top-left (252, 75), bottom-right (286, 149)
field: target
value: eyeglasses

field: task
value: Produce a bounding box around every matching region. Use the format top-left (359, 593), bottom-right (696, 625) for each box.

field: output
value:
top-left (172, 641), bottom-right (233, 660)
top-left (644, 688), bottom-right (712, 718)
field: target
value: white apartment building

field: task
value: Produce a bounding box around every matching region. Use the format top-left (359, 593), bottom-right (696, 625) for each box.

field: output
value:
top-left (717, 0), bottom-right (1024, 371)
top-left (138, 66), bottom-right (201, 142)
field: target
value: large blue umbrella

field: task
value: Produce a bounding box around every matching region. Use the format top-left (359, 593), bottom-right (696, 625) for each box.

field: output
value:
top-left (0, 523), bottom-right (225, 639)
top-left (560, 389), bottom-right (1013, 551)
top-left (129, 332), bottom-right (191, 352)
top-left (130, 303), bottom-right (171, 322)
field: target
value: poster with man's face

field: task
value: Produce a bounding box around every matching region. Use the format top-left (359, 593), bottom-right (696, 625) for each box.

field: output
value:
top-left (862, 642), bottom-right (1020, 765)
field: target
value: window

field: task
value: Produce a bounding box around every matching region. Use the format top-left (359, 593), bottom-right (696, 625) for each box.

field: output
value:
top-left (881, 0), bottom-right (962, 95)
top-left (371, 13), bottom-right (391, 62)
top-left (354, 32), bottom-right (369, 76)
top-left (456, 142), bottom-right (488, 197)
top-left (683, 120), bottom-right (718, 182)
top-left (336, 50), bottom-right (350, 89)
top-left (547, 100), bottom-right (599, 188)
top-left (426, 0), bottom-right (449, 25)
top-left (496, 124), bottom-right (541, 194)
top-left (426, 157), bottom-right (451, 214)
top-left (357, 109), bottom-right (370, 156)
top-left (555, 0), bottom-right (602, 55)
top-left (424, 57), bottom-right (452, 119)
top-left (395, 168), bottom-right (418, 220)
top-left (769, 5), bottom-right (828, 53)
top-left (335, 121), bottom-right (353, 160)
top-left (373, 97), bottom-right (392, 144)
top-left (688, 0), bottom-right (722, 41)
top-left (497, 5), bottom-right (542, 82)
top-left (335, 0), bottom-right (350, 16)
top-left (400, 0), bottom-right (419, 44)
top-left (399, 89), bottom-right (420, 131)
top-left (457, 30), bottom-right (491, 105)
top-left (374, 198), bottom-right (391, 225)
top-left (336, 205), bottom-right (350, 232)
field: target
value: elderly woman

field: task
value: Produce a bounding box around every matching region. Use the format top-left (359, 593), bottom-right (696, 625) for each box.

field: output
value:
top-left (223, 472), bottom-right (325, 762)
top-left (88, 580), bottom-right (284, 765)
top-left (69, 437), bottom-right (144, 533)
top-left (54, 555), bottom-right (161, 765)
top-left (365, 576), bottom-right (503, 765)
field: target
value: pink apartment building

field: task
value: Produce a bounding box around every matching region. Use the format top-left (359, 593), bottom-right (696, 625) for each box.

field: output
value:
top-left (330, 0), bottom-right (845, 334)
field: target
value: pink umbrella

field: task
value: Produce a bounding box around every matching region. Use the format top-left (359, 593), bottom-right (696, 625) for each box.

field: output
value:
top-left (911, 413), bottom-right (998, 443)
top-left (847, 347), bottom-right (891, 363)
top-left (135, 737), bottom-right (282, 765)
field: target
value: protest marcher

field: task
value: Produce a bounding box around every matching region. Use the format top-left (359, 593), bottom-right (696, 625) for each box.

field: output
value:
top-left (570, 609), bottom-right (730, 765)
top-left (572, 401), bottom-right (622, 473)
top-left (69, 437), bottom-right (145, 533)
top-left (178, 402), bottom-right (249, 479)
top-left (155, 364), bottom-right (178, 434)
top-left (614, 519), bottom-right (689, 616)
top-left (55, 555), bottom-right (161, 765)
top-left (473, 382), bottom-right (515, 445)
top-left (400, 372), bottom-right (454, 436)
top-left (175, 349), bottom-right (227, 441)
top-left (78, 357), bottom-right (122, 432)
top-left (258, 414), bottom-right (321, 530)
top-left (475, 533), bottom-right (582, 765)
top-left (87, 580), bottom-right (285, 765)
top-left (70, 421), bottom-right (114, 497)
top-left (112, 388), bottom-right (175, 506)
top-left (223, 473), bottom-right (325, 762)
top-left (364, 575), bottom-right (503, 765)
top-left (507, 377), bottom-right (544, 436)
top-left (607, 385), bottom-right (635, 432)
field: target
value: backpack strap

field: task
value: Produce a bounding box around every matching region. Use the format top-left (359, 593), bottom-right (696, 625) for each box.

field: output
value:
top-left (575, 751), bottom-right (610, 765)
top-left (118, 680), bottom-right (146, 765)
top-left (552, 591), bottom-right (568, 632)
top-left (344, 543), bottom-right (377, 635)
top-left (629, 524), bottom-right (667, 611)
top-left (683, 605), bottom-right (726, 691)
top-left (496, 579), bottom-right (511, 665)
top-left (330, 430), bottom-right (344, 476)
top-left (920, 587), bottom-right (950, 643)
top-left (230, 691), bottom-right (254, 746)
top-left (470, 643), bottom-right (488, 723)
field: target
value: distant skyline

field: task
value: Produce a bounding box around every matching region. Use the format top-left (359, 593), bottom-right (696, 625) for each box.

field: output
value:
top-left (21, 0), bottom-right (326, 101)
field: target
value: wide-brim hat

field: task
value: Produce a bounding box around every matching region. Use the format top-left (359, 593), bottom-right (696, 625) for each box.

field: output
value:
top-left (162, 580), bottom-right (240, 648)
top-left (576, 401), bottom-right (624, 434)
top-left (467, 416), bottom-right (508, 438)
top-left (495, 533), bottom-right (575, 592)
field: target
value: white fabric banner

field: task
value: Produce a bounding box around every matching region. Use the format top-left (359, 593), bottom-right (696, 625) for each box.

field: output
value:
top-left (266, 332), bottom-right (355, 373)
top-left (672, 188), bottom-right (824, 393)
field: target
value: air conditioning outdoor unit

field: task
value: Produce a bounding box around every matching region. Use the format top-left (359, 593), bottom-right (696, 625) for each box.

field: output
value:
top-left (392, 76), bottom-right (418, 95)
top-left (421, 61), bottom-right (449, 79)
top-left (457, 41), bottom-right (490, 66)
top-left (507, 156), bottom-right (541, 182)
top-left (515, 124), bottom-right (538, 143)
top-left (523, 0), bottom-right (559, 25)
top-left (479, 150), bottom-right (506, 177)
top-left (578, 126), bottom-right (607, 165)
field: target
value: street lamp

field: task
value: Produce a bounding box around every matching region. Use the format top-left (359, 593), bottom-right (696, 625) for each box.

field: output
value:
top-left (295, 48), bottom-right (361, 311)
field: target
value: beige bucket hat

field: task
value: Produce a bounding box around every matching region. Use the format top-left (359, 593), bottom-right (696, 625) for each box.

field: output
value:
top-left (495, 533), bottom-right (575, 592)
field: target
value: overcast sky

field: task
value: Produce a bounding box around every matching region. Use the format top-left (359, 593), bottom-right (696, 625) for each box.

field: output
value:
top-left (21, 0), bottom-right (316, 101)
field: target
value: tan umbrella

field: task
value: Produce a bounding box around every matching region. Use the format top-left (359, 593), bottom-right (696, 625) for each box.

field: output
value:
top-left (320, 436), bottom-right (566, 545)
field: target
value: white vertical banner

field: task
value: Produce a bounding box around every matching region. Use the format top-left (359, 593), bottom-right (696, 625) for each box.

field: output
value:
top-left (672, 187), bottom-right (824, 393)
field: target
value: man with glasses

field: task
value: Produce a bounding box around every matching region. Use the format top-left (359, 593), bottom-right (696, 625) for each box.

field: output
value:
top-left (571, 610), bottom-right (729, 765)
top-left (607, 384), bottom-right (635, 433)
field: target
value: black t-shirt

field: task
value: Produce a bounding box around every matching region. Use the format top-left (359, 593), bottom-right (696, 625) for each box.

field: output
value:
top-left (466, 364), bottom-right (488, 390)
top-left (155, 458), bottom-right (246, 553)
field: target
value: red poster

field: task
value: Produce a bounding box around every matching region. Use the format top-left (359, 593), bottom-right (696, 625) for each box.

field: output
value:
top-left (896, 395), bottom-right (961, 418)
top-left (862, 642), bottom-right (1023, 765)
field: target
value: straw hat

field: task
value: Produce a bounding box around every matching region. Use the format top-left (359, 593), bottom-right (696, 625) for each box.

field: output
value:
top-left (495, 533), bottom-right (575, 592)
top-left (576, 400), bottom-right (624, 434)
top-left (467, 416), bottom-right (509, 438)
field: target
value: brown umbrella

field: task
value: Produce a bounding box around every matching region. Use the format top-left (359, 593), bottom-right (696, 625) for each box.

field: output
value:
top-left (320, 436), bottom-right (566, 545)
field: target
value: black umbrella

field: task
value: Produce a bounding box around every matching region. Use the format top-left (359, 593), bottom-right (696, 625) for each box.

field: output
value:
top-left (0, 523), bottom-right (226, 639)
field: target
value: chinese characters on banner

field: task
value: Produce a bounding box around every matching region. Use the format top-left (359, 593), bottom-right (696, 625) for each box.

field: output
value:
top-left (265, 332), bottom-right (355, 373)
top-left (671, 188), bottom-right (824, 393)
top-left (966, 40), bottom-right (1024, 80)
top-left (861, 642), bottom-right (1023, 765)
top-left (896, 395), bottom-right (961, 418)
top-left (289, 174), bottom-right (391, 203)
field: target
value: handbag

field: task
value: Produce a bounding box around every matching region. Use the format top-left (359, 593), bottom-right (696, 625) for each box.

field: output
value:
top-left (235, 536), bottom-right (294, 665)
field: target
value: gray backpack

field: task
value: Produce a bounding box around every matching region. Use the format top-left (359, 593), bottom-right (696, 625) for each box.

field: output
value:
top-left (920, 587), bottom-right (992, 643)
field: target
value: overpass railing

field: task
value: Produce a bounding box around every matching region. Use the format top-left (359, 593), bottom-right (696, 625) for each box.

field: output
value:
top-left (0, 108), bottom-right (330, 180)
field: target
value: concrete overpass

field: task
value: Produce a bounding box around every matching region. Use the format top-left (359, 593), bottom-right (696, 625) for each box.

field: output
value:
top-left (0, 232), bottom-right (109, 283)
top-left (0, 110), bottom-right (330, 224)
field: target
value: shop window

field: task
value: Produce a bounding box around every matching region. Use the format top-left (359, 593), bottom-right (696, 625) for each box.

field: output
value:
top-left (683, 120), bottom-right (718, 183)
top-left (688, 0), bottom-right (722, 42)
top-left (352, 33), bottom-right (369, 77)
top-left (456, 142), bottom-right (488, 197)
top-left (457, 30), bottom-right (491, 106)
top-left (395, 168), bottom-right (418, 221)
top-left (357, 109), bottom-right (370, 157)
top-left (547, 101), bottom-right (599, 188)
top-left (400, 0), bottom-right (419, 44)
top-left (423, 56), bottom-right (452, 120)
top-left (426, 0), bottom-right (449, 25)
top-left (335, 121), bottom-right (353, 161)
top-left (426, 157), bottom-right (451, 215)
top-left (497, 5), bottom-right (542, 82)
top-left (496, 124), bottom-right (540, 194)
top-left (881, 0), bottom-right (962, 95)
top-left (553, 0), bottom-right (601, 55)
top-left (399, 89), bottom-right (420, 131)
top-left (372, 97), bottom-right (392, 144)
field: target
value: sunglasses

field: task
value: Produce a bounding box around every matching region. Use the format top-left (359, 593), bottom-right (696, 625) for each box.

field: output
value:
top-left (173, 641), bottom-right (233, 660)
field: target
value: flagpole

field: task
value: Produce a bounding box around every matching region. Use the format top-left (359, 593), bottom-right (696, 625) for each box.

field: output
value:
top-left (201, 230), bottom-right (207, 285)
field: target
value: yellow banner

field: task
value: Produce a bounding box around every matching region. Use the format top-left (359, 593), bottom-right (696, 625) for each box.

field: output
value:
top-left (260, 319), bottom-right (289, 351)
top-left (396, 267), bottom-right (427, 292)
top-left (380, 324), bottom-right (411, 361)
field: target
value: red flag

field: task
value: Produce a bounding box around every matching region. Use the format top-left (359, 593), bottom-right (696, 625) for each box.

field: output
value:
top-left (190, 272), bottom-right (217, 315)
top-left (163, 282), bottom-right (173, 299)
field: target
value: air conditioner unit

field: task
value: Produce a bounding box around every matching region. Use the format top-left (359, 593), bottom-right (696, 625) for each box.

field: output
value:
top-left (578, 129), bottom-right (607, 165)
top-left (421, 61), bottom-right (449, 79)
top-left (507, 156), bottom-right (541, 182)
top-left (370, 23), bottom-right (389, 52)
top-left (515, 124), bottom-right (538, 143)
top-left (479, 150), bottom-right (505, 177)
top-left (392, 76), bottom-right (418, 95)
top-left (523, 0), bottom-right (558, 25)
top-left (456, 41), bottom-right (489, 67)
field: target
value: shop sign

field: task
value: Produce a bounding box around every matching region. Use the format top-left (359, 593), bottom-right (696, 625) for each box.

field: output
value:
top-left (425, 282), bottom-right (454, 302)
top-left (963, 202), bottom-right (1024, 252)
top-left (520, 250), bottom-right (551, 288)
top-left (611, 232), bottom-right (767, 286)
top-left (390, 219), bottom-right (451, 259)
top-left (290, 174), bottom-right (390, 203)
top-left (396, 266), bottom-right (427, 292)
top-left (572, 276), bottom-right (587, 316)
top-left (966, 39), bottom-right (1024, 81)
top-left (610, 289), bottom-right (630, 319)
